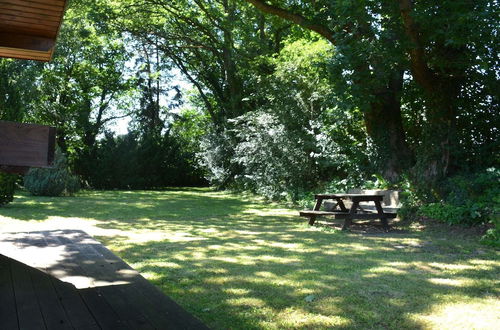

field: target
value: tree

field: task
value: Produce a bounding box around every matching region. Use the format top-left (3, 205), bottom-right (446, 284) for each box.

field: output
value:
top-left (0, 59), bottom-right (39, 206)
top-left (244, 0), bottom-right (499, 188)
top-left (0, 59), bottom-right (39, 122)
top-left (29, 6), bottom-right (133, 179)
top-left (397, 0), bottom-right (499, 184)
top-left (245, 0), bottom-right (413, 182)
top-left (105, 0), bottom-right (290, 127)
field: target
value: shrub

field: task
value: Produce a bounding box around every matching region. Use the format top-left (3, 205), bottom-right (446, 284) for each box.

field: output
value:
top-left (0, 172), bottom-right (17, 206)
top-left (480, 218), bottom-right (500, 248)
top-left (24, 149), bottom-right (80, 196)
top-left (414, 169), bottom-right (499, 245)
top-left (198, 127), bottom-right (239, 189)
top-left (82, 131), bottom-right (206, 190)
top-left (418, 169), bottom-right (499, 226)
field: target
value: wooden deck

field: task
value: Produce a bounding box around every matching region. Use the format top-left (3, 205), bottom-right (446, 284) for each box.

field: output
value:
top-left (0, 230), bottom-right (208, 330)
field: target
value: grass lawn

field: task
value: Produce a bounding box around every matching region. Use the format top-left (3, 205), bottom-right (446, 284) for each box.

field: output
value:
top-left (0, 188), bottom-right (498, 329)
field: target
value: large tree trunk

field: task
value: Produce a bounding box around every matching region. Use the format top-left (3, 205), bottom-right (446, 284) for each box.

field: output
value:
top-left (398, 0), bottom-right (460, 185)
top-left (221, 0), bottom-right (244, 120)
top-left (364, 70), bottom-right (414, 182)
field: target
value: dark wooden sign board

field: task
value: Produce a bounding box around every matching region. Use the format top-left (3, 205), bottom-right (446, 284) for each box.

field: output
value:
top-left (0, 121), bottom-right (56, 174)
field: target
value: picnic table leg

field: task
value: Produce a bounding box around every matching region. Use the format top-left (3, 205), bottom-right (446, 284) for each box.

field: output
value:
top-left (375, 200), bottom-right (390, 231)
top-left (309, 197), bottom-right (324, 225)
top-left (335, 198), bottom-right (349, 212)
top-left (342, 200), bottom-right (358, 230)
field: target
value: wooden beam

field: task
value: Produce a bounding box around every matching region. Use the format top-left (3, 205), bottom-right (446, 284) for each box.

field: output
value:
top-left (0, 32), bottom-right (54, 52)
top-left (0, 121), bottom-right (56, 168)
top-left (0, 165), bottom-right (30, 174)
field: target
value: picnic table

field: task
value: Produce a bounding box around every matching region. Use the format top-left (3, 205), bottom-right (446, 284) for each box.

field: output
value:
top-left (299, 194), bottom-right (397, 231)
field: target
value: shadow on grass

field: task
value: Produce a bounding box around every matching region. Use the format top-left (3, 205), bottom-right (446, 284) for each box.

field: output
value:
top-left (1, 189), bottom-right (270, 223)
top-left (2, 189), bottom-right (498, 329)
top-left (98, 219), bottom-right (498, 329)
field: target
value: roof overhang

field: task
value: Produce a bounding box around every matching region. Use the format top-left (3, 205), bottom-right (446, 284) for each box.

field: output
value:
top-left (0, 0), bottom-right (69, 62)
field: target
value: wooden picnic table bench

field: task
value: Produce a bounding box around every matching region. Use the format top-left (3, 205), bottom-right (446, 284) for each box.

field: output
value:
top-left (299, 193), bottom-right (397, 231)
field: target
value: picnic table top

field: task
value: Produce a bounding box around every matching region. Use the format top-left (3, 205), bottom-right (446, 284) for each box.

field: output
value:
top-left (314, 193), bottom-right (384, 199)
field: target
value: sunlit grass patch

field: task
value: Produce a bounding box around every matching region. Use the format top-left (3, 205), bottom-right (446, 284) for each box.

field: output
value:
top-left (413, 297), bottom-right (500, 330)
top-left (2, 188), bottom-right (499, 329)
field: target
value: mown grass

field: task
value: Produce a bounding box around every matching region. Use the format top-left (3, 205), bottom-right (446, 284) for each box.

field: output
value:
top-left (1, 189), bottom-right (499, 329)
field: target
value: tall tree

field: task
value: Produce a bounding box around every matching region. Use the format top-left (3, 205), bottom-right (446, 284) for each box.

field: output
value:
top-left (0, 59), bottom-right (39, 122)
top-left (31, 6), bottom-right (132, 177)
top-left (245, 0), bottom-right (413, 182)
top-left (107, 0), bottom-right (290, 127)
top-left (245, 0), bottom-right (499, 186)
top-left (397, 0), bottom-right (499, 182)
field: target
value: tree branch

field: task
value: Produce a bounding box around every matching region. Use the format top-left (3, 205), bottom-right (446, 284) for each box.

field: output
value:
top-left (398, 0), bottom-right (437, 92)
top-left (166, 50), bottom-right (218, 124)
top-left (101, 113), bottom-right (130, 124)
top-left (244, 0), bottom-right (336, 44)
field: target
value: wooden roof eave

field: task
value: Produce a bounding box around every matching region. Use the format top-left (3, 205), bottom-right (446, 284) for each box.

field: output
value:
top-left (0, 0), bottom-right (69, 62)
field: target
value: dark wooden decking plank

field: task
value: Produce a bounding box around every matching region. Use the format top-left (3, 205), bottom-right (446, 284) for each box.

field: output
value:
top-left (78, 287), bottom-right (129, 329)
top-left (46, 235), bottom-right (127, 330)
top-left (0, 255), bottom-right (19, 329)
top-left (98, 285), bottom-right (155, 330)
top-left (70, 242), bottom-right (155, 330)
top-left (1, 230), bottom-right (209, 330)
top-left (90, 237), bottom-right (209, 330)
top-left (91, 240), bottom-right (206, 330)
top-left (129, 276), bottom-right (209, 329)
top-left (7, 231), bottom-right (75, 330)
top-left (49, 232), bottom-right (157, 329)
top-left (10, 256), bottom-right (47, 330)
top-left (29, 267), bottom-right (73, 330)
top-left (49, 278), bottom-right (99, 330)
top-left (79, 241), bottom-right (191, 329)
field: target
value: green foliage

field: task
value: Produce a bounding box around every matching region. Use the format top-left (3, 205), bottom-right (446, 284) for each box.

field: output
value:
top-left (0, 0), bottom-right (497, 238)
top-left (24, 149), bottom-right (80, 197)
top-left (198, 128), bottom-right (238, 189)
top-left (0, 172), bottom-right (17, 206)
top-left (412, 169), bottom-right (500, 246)
top-left (418, 169), bottom-right (499, 226)
top-left (28, 5), bottom-right (133, 161)
top-left (199, 37), bottom-right (369, 200)
top-left (85, 131), bottom-right (206, 189)
top-left (231, 111), bottom-right (320, 200)
top-left (0, 59), bottom-right (39, 122)
top-left (419, 203), bottom-right (482, 226)
top-left (480, 219), bottom-right (500, 248)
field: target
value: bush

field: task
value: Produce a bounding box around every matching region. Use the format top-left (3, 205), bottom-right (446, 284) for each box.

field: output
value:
top-left (0, 172), bottom-right (17, 206)
top-left (81, 131), bottom-right (206, 190)
top-left (419, 202), bottom-right (486, 225)
top-left (480, 218), bottom-right (500, 248)
top-left (413, 169), bottom-right (499, 245)
top-left (24, 149), bottom-right (80, 196)
top-left (418, 169), bottom-right (499, 226)
top-left (198, 127), bottom-right (239, 189)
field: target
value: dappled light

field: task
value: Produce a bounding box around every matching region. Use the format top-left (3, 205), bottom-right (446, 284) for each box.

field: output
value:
top-left (1, 0), bottom-right (497, 328)
top-left (1, 189), bottom-right (498, 329)
top-left (0, 230), bottom-right (136, 289)
top-left (0, 229), bottom-right (206, 329)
